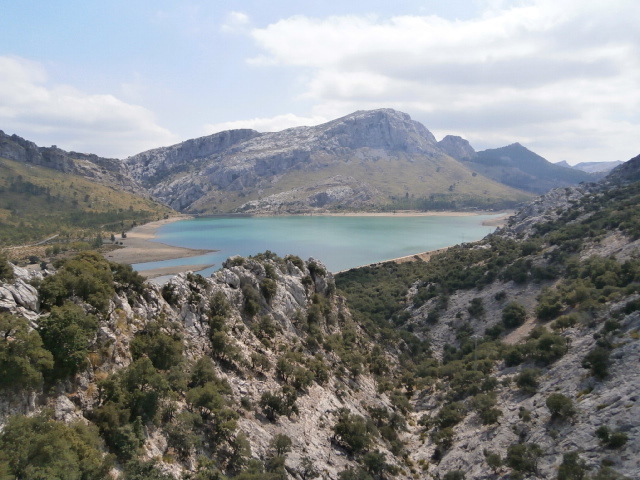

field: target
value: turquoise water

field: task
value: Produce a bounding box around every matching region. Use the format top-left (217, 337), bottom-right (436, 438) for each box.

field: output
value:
top-left (133, 214), bottom-right (500, 275)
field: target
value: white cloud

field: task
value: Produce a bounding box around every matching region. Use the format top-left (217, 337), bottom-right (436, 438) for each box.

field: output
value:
top-left (203, 113), bottom-right (328, 134)
top-left (0, 56), bottom-right (177, 158)
top-left (220, 11), bottom-right (251, 33)
top-left (245, 0), bottom-right (640, 164)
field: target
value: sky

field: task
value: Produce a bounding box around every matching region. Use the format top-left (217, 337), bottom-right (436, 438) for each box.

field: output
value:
top-left (1, 0), bottom-right (638, 164)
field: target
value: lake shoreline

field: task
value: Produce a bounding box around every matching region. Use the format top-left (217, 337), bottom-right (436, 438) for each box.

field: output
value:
top-left (106, 210), bottom-right (513, 278)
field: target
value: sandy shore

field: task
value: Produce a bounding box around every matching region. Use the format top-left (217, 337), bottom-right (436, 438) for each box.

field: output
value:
top-left (104, 216), bottom-right (217, 278)
top-left (106, 210), bottom-right (514, 279)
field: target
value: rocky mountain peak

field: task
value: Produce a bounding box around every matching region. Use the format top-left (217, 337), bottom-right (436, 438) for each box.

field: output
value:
top-left (315, 108), bottom-right (440, 154)
top-left (437, 135), bottom-right (477, 161)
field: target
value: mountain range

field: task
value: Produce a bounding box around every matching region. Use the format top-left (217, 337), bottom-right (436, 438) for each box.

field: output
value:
top-left (1, 109), bottom-right (604, 216)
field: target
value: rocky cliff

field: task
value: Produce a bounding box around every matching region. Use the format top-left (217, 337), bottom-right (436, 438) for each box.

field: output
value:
top-left (0, 130), bottom-right (142, 192)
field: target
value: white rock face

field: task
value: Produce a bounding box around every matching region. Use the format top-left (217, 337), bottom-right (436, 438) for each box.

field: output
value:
top-left (124, 109), bottom-right (445, 213)
top-left (0, 264), bottom-right (40, 320)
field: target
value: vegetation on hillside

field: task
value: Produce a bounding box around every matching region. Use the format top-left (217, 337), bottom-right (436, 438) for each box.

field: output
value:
top-left (0, 157), bottom-right (174, 247)
top-left (1, 160), bottom-right (639, 478)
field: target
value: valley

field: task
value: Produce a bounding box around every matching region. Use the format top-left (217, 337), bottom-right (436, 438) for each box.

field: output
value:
top-left (0, 113), bottom-right (638, 480)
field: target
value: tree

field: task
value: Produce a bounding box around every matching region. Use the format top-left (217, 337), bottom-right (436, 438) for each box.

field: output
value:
top-left (38, 301), bottom-right (97, 379)
top-left (582, 347), bottom-right (611, 379)
top-left (0, 413), bottom-right (112, 480)
top-left (484, 449), bottom-right (502, 474)
top-left (130, 324), bottom-right (183, 371)
top-left (502, 302), bottom-right (527, 328)
top-left (332, 408), bottom-right (373, 454)
top-left (269, 434), bottom-right (292, 457)
top-left (260, 278), bottom-right (277, 302)
top-left (0, 252), bottom-right (14, 282)
top-left (546, 393), bottom-right (576, 420)
top-left (39, 251), bottom-right (115, 312)
top-left (557, 451), bottom-right (588, 480)
top-left (0, 313), bottom-right (53, 391)
top-left (361, 450), bottom-right (389, 477)
top-left (123, 459), bottom-right (174, 480)
top-left (515, 368), bottom-right (540, 394)
top-left (298, 457), bottom-right (320, 480)
top-left (506, 443), bottom-right (542, 475)
top-left (468, 297), bottom-right (485, 318)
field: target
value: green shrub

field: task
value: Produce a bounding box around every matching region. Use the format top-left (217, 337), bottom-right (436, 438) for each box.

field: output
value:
top-left (435, 402), bottom-right (466, 429)
top-left (583, 347), bottom-right (611, 379)
top-left (130, 324), bottom-right (183, 371)
top-left (260, 386), bottom-right (298, 422)
top-left (596, 426), bottom-right (629, 449)
top-left (269, 433), bottom-right (292, 457)
top-left (260, 278), bottom-right (277, 302)
top-left (546, 393), bottom-right (576, 420)
top-left (0, 313), bottom-right (53, 391)
top-left (38, 301), bottom-right (97, 379)
top-left (468, 297), bottom-right (485, 318)
top-left (0, 252), bottom-right (14, 282)
top-left (557, 451), bottom-right (588, 480)
top-left (39, 251), bottom-right (115, 312)
top-left (332, 408), bottom-right (374, 454)
top-left (506, 443), bottom-right (542, 474)
top-left (515, 368), bottom-right (540, 394)
top-left (242, 284), bottom-right (261, 316)
top-left (484, 450), bottom-right (502, 474)
top-left (443, 471), bottom-right (466, 480)
top-left (123, 459), bottom-right (175, 480)
top-left (0, 413), bottom-right (112, 480)
top-left (502, 302), bottom-right (527, 329)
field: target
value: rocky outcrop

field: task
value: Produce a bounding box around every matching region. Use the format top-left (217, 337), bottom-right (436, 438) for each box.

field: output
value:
top-left (0, 265), bottom-right (41, 321)
top-left (0, 130), bottom-right (142, 192)
top-left (437, 135), bottom-right (477, 161)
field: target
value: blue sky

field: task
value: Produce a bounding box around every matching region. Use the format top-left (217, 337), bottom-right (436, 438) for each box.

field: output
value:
top-left (1, 0), bottom-right (638, 164)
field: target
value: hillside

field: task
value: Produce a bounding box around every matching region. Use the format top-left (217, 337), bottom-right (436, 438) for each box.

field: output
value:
top-left (1, 154), bottom-right (639, 479)
top-left (124, 110), bottom-right (533, 214)
top-left (465, 143), bottom-right (595, 194)
top-left (0, 156), bottom-right (174, 248)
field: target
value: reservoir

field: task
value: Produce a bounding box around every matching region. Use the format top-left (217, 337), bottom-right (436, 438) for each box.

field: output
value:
top-left (133, 214), bottom-right (501, 276)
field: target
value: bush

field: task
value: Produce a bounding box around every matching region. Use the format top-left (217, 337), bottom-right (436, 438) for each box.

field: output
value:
top-left (130, 324), bottom-right (183, 371)
top-left (0, 413), bottom-right (112, 480)
top-left (0, 252), bottom-right (14, 282)
top-left (546, 393), bottom-right (576, 420)
top-left (557, 451), bottom-right (588, 480)
top-left (502, 302), bottom-right (527, 329)
top-left (332, 408), bottom-right (373, 454)
top-left (583, 347), bottom-right (611, 379)
top-left (260, 278), bottom-right (277, 302)
top-left (434, 402), bottom-right (466, 429)
top-left (38, 301), bottom-right (98, 379)
top-left (443, 471), bottom-right (466, 480)
top-left (242, 284), bottom-right (261, 316)
top-left (260, 387), bottom-right (298, 422)
top-left (468, 297), bottom-right (485, 318)
top-left (269, 433), bottom-right (292, 457)
top-left (515, 368), bottom-right (540, 394)
top-left (596, 426), bottom-right (629, 449)
top-left (38, 251), bottom-right (115, 312)
top-left (506, 443), bottom-right (542, 474)
top-left (0, 313), bottom-right (53, 391)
